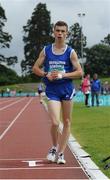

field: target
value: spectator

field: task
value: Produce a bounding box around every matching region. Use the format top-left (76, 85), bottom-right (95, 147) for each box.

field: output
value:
top-left (18, 89), bottom-right (22, 96)
top-left (1, 89), bottom-right (5, 97)
top-left (81, 74), bottom-right (91, 107)
top-left (91, 73), bottom-right (101, 107)
top-left (6, 88), bottom-right (10, 97)
top-left (104, 81), bottom-right (109, 95)
top-left (101, 83), bottom-right (104, 95)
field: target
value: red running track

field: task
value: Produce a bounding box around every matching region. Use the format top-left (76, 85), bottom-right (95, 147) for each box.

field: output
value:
top-left (0, 97), bottom-right (88, 179)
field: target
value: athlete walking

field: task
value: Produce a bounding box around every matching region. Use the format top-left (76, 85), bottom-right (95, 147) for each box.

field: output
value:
top-left (37, 83), bottom-right (43, 103)
top-left (33, 21), bottom-right (83, 164)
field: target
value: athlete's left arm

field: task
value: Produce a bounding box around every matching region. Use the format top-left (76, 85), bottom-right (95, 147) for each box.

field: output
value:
top-left (63, 51), bottom-right (83, 79)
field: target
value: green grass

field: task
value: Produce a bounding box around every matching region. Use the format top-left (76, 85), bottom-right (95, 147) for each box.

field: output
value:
top-left (71, 103), bottom-right (110, 178)
top-left (0, 83), bottom-right (38, 92)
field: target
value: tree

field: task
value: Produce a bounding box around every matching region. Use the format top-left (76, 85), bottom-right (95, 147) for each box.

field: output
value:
top-left (101, 34), bottom-right (110, 46)
top-left (0, 64), bottom-right (19, 85)
top-left (21, 3), bottom-right (54, 74)
top-left (0, 4), bottom-right (17, 65)
top-left (68, 23), bottom-right (86, 58)
top-left (84, 44), bottom-right (110, 76)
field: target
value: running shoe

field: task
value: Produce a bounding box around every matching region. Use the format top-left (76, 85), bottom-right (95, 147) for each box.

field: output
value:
top-left (47, 148), bottom-right (57, 162)
top-left (57, 153), bottom-right (66, 164)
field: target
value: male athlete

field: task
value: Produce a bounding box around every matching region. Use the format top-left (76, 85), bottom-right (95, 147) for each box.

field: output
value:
top-left (33, 21), bottom-right (83, 164)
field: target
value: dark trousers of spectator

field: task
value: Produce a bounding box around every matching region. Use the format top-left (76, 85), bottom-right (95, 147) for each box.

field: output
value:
top-left (91, 91), bottom-right (99, 106)
top-left (84, 93), bottom-right (90, 106)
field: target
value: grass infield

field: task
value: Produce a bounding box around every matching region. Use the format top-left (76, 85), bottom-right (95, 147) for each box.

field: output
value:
top-left (71, 102), bottom-right (110, 178)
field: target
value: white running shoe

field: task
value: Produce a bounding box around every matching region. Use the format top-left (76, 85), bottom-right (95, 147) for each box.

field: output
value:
top-left (57, 153), bottom-right (66, 164)
top-left (47, 148), bottom-right (57, 162)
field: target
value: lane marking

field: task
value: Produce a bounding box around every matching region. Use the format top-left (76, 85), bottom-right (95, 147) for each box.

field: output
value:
top-left (0, 158), bottom-right (81, 169)
top-left (0, 97), bottom-right (33, 140)
top-left (0, 178), bottom-right (75, 180)
top-left (0, 166), bottom-right (82, 170)
top-left (0, 158), bottom-right (46, 161)
top-left (0, 97), bottom-right (26, 111)
top-left (0, 98), bottom-right (19, 105)
top-left (22, 160), bottom-right (44, 167)
top-left (0, 179), bottom-right (81, 180)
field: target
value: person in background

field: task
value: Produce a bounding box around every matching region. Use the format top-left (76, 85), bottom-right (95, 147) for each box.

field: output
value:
top-left (91, 73), bottom-right (101, 107)
top-left (33, 21), bottom-right (83, 164)
top-left (37, 83), bottom-right (43, 103)
top-left (81, 74), bottom-right (91, 107)
top-left (104, 81), bottom-right (109, 95)
top-left (6, 87), bottom-right (10, 97)
top-left (1, 89), bottom-right (5, 97)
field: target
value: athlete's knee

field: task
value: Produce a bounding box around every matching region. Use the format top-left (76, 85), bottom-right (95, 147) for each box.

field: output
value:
top-left (51, 119), bottom-right (59, 127)
top-left (63, 118), bottom-right (71, 127)
top-left (51, 123), bottom-right (59, 132)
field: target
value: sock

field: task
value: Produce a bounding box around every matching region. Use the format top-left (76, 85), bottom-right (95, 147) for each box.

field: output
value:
top-left (52, 146), bottom-right (58, 151)
top-left (58, 152), bottom-right (64, 156)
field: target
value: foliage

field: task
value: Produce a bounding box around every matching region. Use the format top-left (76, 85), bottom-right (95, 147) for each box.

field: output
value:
top-left (0, 4), bottom-right (12, 48)
top-left (84, 44), bottom-right (110, 76)
top-left (68, 23), bottom-right (87, 58)
top-left (0, 64), bottom-right (19, 85)
top-left (21, 3), bottom-right (54, 74)
top-left (21, 73), bottom-right (40, 83)
top-left (101, 34), bottom-right (110, 46)
top-left (0, 64), bottom-right (41, 86)
top-left (0, 4), bottom-right (18, 66)
top-left (0, 83), bottom-right (40, 93)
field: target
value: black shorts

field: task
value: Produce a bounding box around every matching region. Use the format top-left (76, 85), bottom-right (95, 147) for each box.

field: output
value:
top-left (38, 90), bottom-right (43, 94)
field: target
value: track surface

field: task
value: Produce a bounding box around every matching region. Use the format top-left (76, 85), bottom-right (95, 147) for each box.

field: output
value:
top-left (0, 97), bottom-right (88, 179)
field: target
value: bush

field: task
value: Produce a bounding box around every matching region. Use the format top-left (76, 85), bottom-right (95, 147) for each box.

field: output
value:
top-left (0, 64), bottom-right (19, 85)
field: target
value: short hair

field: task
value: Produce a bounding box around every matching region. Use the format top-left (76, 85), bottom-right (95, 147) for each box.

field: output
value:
top-left (54, 21), bottom-right (68, 31)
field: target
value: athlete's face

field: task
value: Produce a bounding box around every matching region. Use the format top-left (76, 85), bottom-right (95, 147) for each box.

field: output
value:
top-left (53, 25), bottom-right (68, 40)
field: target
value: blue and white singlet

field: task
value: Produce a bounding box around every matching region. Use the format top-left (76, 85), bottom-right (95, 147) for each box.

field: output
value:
top-left (43, 44), bottom-right (76, 101)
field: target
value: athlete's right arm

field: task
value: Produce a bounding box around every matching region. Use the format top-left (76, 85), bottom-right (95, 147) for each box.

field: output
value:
top-left (33, 50), bottom-right (53, 81)
top-left (33, 50), bottom-right (46, 77)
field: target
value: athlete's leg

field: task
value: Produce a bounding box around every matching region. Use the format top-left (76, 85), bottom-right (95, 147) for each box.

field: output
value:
top-left (48, 100), bottom-right (61, 147)
top-left (38, 91), bottom-right (43, 102)
top-left (58, 100), bottom-right (73, 153)
top-left (40, 93), bottom-right (43, 103)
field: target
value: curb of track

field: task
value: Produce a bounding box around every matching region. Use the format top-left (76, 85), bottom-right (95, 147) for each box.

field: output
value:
top-left (42, 100), bottom-right (108, 180)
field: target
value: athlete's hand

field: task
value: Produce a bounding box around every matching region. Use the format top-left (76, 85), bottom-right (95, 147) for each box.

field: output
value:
top-left (51, 71), bottom-right (63, 79)
top-left (51, 71), bottom-right (59, 79)
top-left (46, 71), bottom-right (63, 81)
top-left (46, 73), bottom-right (54, 81)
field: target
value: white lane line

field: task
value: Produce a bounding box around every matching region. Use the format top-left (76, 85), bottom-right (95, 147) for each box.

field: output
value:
top-left (0, 167), bottom-right (81, 170)
top-left (0, 179), bottom-right (81, 180)
top-left (0, 98), bottom-right (19, 105)
top-left (0, 97), bottom-right (26, 111)
top-left (0, 158), bottom-right (46, 161)
top-left (0, 97), bottom-right (33, 140)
